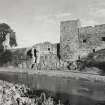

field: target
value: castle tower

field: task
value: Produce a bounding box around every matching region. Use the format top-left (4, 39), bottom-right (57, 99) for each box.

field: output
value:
top-left (60, 20), bottom-right (80, 62)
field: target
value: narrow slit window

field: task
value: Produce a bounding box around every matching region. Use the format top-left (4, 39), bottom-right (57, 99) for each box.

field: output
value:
top-left (101, 37), bottom-right (105, 41)
top-left (83, 39), bottom-right (87, 43)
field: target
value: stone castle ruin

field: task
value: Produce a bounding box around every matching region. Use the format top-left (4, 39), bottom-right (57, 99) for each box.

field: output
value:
top-left (60, 20), bottom-right (80, 62)
top-left (2, 19), bottom-right (105, 71)
top-left (60, 19), bottom-right (105, 62)
top-left (7, 42), bottom-right (60, 70)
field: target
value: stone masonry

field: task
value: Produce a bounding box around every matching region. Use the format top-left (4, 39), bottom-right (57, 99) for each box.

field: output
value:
top-left (60, 20), bottom-right (105, 61)
top-left (60, 20), bottom-right (80, 61)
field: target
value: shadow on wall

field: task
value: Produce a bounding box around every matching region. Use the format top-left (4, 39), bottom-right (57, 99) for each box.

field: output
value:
top-left (0, 50), bottom-right (13, 66)
top-left (57, 43), bottom-right (61, 61)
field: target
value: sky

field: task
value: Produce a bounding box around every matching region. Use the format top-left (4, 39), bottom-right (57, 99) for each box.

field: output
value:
top-left (0, 0), bottom-right (105, 47)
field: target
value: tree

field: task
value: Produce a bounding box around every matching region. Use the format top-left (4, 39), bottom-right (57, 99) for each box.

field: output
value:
top-left (0, 50), bottom-right (13, 66)
top-left (9, 31), bottom-right (18, 47)
top-left (0, 23), bottom-right (18, 66)
top-left (0, 23), bottom-right (17, 50)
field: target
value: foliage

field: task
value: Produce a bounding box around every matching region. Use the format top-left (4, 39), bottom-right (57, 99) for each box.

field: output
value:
top-left (0, 23), bottom-right (17, 49)
top-left (78, 49), bottom-right (105, 74)
top-left (0, 50), bottom-right (13, 66)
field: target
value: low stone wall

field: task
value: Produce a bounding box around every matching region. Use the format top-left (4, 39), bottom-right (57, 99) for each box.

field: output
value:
top-left (0, 68), bottom-right (105, 105)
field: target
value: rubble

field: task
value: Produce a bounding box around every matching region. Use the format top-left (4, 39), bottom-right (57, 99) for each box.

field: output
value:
top-left (0, 80), bottom-right (64, 105)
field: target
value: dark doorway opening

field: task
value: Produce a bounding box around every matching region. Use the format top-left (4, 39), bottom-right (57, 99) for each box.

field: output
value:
top-left (93, 49), bottom-right (95, 53)
top-left (48, 48), bottom-right (50, 51)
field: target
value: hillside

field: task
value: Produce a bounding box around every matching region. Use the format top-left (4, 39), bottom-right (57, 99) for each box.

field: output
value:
top-left (79, 49), bottom-right (105, 75)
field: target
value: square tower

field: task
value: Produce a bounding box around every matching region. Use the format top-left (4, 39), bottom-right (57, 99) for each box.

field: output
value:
top-left (60, 20), bottom-right (80, 61)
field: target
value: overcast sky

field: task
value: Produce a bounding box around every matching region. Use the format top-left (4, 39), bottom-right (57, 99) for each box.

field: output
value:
top-left (0, 0), bottom-right (105, 47)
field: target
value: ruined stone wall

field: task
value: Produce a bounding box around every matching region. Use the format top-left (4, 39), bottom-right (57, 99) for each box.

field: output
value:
top-left (78, 24), bottom-right (105, 57)
top-left (38, 54), bottom-right (60, 70)
top-left (32, 42), bottom-right (59, 70)
top-left (60, 20), bottom-right (80, 61)
top-left (1, 43), bottom-right (59, 70)
top-left (33, 42), bottom-right (57, 55)
top-left (60, 20), bottom-right (105, 61)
